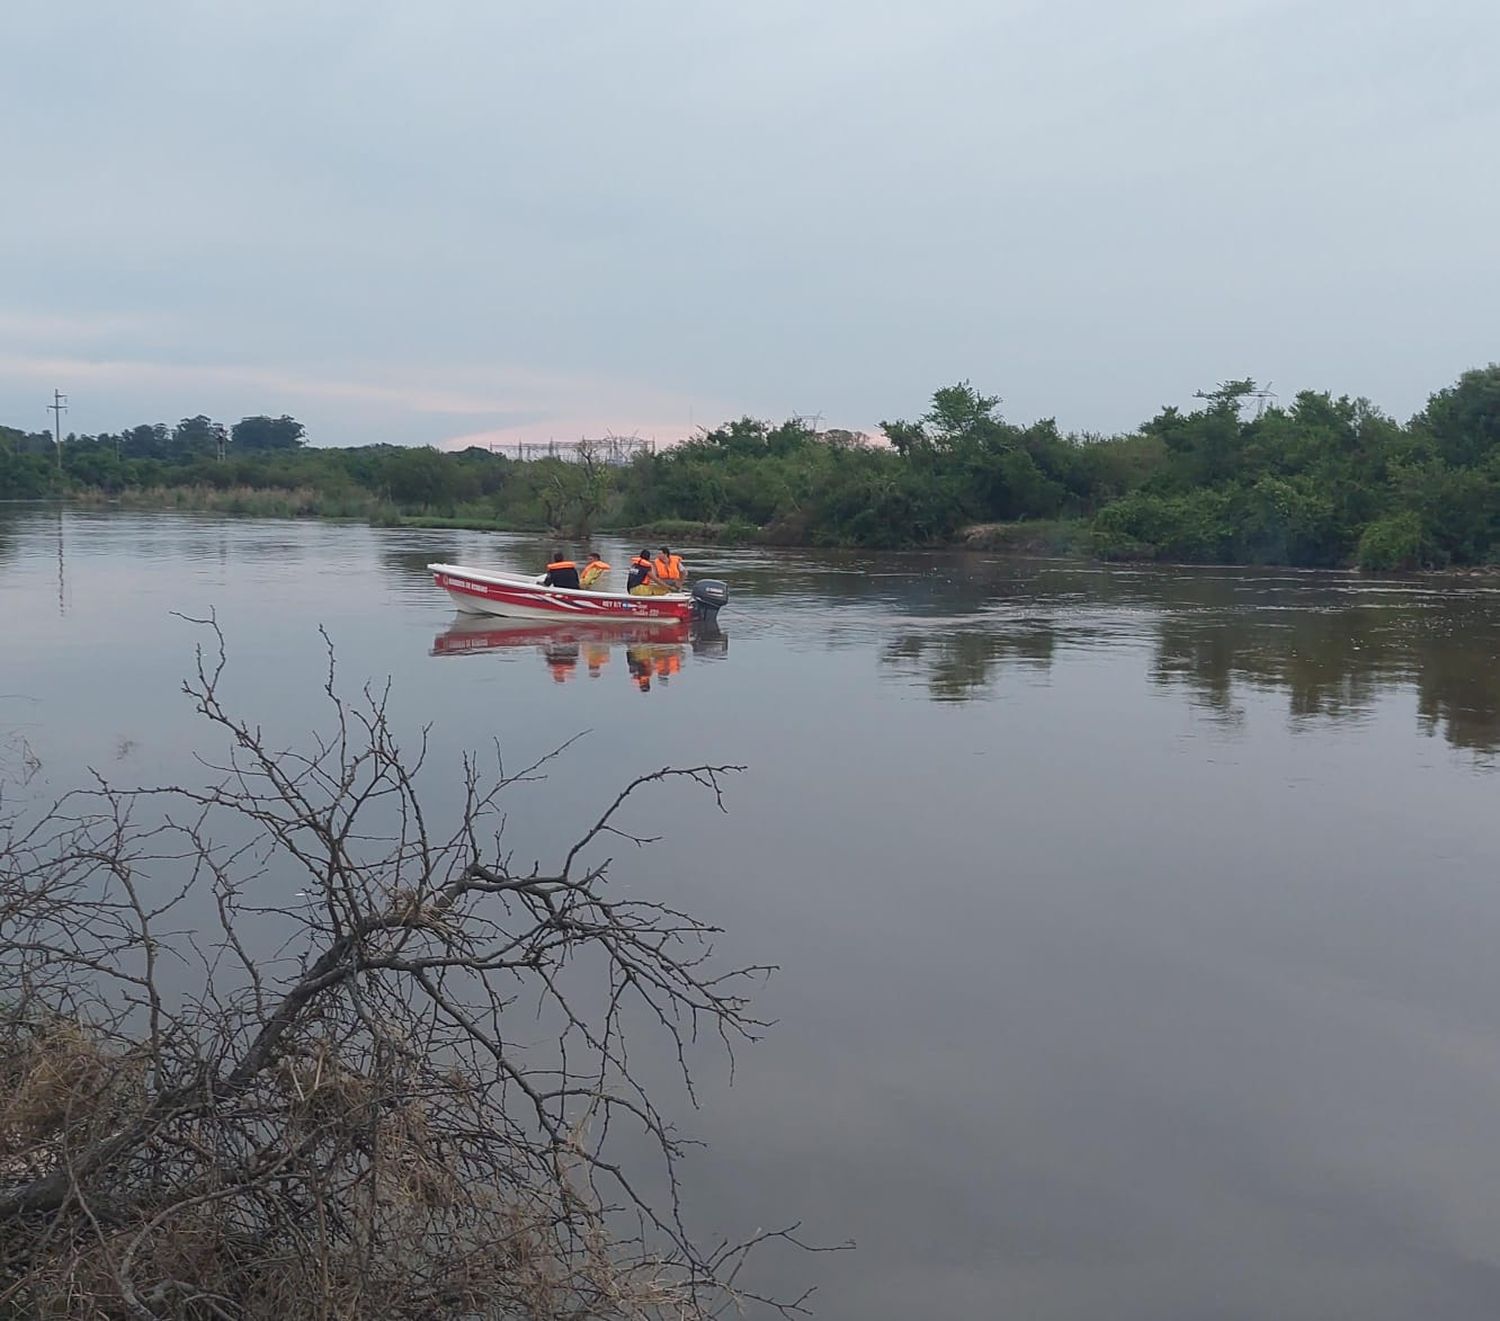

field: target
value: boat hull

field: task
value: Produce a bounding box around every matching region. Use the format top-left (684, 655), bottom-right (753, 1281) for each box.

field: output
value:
top-left (429, 563), bottom-right (693, 622)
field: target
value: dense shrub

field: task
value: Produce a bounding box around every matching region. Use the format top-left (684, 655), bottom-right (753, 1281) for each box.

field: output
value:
top-left (1357, 511), bottom-right (1432, 571)
top-left (11, 363), bottom-right (1500, 566)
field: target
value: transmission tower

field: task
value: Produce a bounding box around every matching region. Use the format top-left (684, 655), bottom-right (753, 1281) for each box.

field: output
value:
top-left (1192, 382), bottom-right (1278, 418)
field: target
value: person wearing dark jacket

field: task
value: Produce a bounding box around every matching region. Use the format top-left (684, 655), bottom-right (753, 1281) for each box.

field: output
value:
top-left (542, 551), bottom-right (580, 590)
top-left (626, 549), bottom-right (655, 593)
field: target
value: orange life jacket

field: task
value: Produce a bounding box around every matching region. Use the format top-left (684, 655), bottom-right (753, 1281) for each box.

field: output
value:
top-left (655, 554), bottom-right (684, 582)
top-left (580, 558), bottom-right (609, 585)
top-left (630, 556), bottom-right (653, 579)
top-left (546, 560), bottom-right (576, 571)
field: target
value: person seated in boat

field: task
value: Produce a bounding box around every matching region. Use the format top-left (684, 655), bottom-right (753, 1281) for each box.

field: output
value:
top-left (579, 550), bottom-right (610, 588)
top-left (626, 550), bottom-right (652, 591)
top-left (654, 546), bottom-right (685, 589)
top-left (627, 549), bottom-right (669, 596)
top-left (542, 551), bottom-right (580, 590)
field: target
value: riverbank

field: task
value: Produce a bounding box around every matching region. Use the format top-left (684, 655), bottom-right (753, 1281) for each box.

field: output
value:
top-left (70, 485), bottom-right (395, 521)
top-left (50, 490), bottom-right (1500, 577)
top-left (69, 490), bottom-right (1094, 555)
top-left (66, 489), bottom-right (720, 542)
top-left (302, 507), bottom-right (1094, 557)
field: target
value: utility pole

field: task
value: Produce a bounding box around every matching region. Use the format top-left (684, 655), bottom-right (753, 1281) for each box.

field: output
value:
top-left (47, 389), bottom-right (67, 470)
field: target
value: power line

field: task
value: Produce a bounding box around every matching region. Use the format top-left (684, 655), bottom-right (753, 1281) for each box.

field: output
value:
top-left (1192, 382), bottom-right (1277, 419)
top-left (484, 435), bottom-right (653, 466)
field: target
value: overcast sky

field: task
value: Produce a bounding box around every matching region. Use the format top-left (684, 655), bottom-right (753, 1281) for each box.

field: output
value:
top-left (2, 0), bottom-right (1496, 449)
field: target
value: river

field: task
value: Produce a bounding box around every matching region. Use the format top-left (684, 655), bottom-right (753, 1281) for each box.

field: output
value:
top-left (6, 506), bottom-right (1500, 1319)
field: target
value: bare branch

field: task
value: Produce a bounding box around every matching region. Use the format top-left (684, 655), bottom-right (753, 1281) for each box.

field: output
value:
top-left (0, 622), bottom-right (831, 1320)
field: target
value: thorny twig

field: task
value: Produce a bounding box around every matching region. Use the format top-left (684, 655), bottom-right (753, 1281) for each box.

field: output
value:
top-left (0, 615), bottom-right (839, 1320)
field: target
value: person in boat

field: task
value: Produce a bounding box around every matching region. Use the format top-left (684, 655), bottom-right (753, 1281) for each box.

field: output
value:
top-left (654, 546), bottom-right (685, 588)
top-left (627, 549), bottom-right (668, 596)
top-left (542, 550), bottom-right (580, 590)
top-left (626, 550), bottom-right (652, 591)
top-left (579, 550), bottom-right (610, 587)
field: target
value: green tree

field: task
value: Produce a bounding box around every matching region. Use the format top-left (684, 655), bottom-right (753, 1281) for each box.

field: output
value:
top-left (232, 414), bottom-right (307, 452)
top-left (1416, 365), bottom-right (1500, 469)
top-left (121, 423), bottom-right (171, 459)
top-left (172, 415), bottom-right (226, 459)
top-left (381, 446), bottom-right (453, 506)
top-left (0, 449), bottom-right (58, 498)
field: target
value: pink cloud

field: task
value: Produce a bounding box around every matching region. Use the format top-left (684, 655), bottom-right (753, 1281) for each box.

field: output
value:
top-left (0, 334), bottom-right (862, 447)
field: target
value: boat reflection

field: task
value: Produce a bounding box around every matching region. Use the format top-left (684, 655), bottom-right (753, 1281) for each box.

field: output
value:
top-left (431, 615), bottom-right (727, 693)
top-left (689, 617), bottom-right (729, 661)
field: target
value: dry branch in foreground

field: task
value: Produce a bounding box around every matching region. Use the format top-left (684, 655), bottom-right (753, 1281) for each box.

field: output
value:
top-left (0, 619), bottom-right (819, 1319)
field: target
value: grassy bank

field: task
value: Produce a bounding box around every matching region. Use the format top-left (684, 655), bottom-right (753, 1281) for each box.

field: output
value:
top-left (61, 491), bottom-right (1098, 560)
top-left (58, 487), bottom-right (1084, 562)
top-left (384, 514), bottom-right (745, 541)
top-left (956, 519), bottom-right (1092, 556)
top-left (71, 484), bottom-right (396, 521)
top-left (391, 513), bottom-right (1087, 554)
top-left (386, 512), bottom-right (530, 533)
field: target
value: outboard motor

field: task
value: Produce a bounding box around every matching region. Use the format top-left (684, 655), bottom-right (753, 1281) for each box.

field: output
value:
top-left (690, 579), bottom-right (729, 622)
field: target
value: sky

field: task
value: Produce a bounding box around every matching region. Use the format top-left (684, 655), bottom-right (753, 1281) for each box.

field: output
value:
top-left (1, 0), bottom-right (1497, 450)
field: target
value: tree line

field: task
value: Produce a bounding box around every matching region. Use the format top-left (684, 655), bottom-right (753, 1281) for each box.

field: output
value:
top-left (4, 364), bottom-right (1500, 569)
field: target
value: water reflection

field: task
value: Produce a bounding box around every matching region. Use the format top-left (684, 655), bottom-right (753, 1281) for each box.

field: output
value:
top-left (430, 615), bottom-right (726, 695)
top-left (881, 625), bottom-right (1057, 702)
top-left (690, 617), bottom-right (730, 661)
top-left (17, 511), bottom-right (1500, 1316)
top-left (1149, 595), bottom-right (1500, 752)
top-left (0, 698), bottom-right (42, 790)
top-left (382, 543), bottom-right (464, 582)
top-left (853, 560), bottom-right (1500, 753)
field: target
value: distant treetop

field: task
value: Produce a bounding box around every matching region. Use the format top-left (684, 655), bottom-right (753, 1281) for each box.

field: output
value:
top-left (231, 415), bottom-right (307, 452)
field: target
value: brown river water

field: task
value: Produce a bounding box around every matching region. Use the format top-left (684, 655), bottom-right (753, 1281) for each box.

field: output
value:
top-left (6, 506), bottom-right (1500, 1319)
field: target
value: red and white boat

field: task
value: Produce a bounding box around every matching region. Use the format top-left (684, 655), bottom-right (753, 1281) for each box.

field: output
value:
top-left (428, 562), bottom-right (727, 624)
